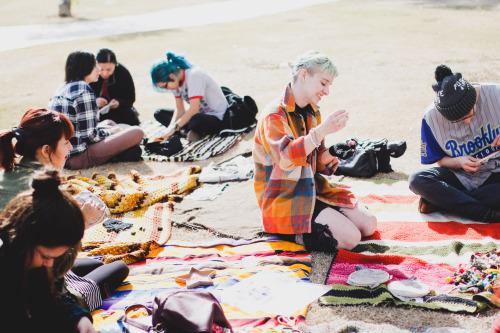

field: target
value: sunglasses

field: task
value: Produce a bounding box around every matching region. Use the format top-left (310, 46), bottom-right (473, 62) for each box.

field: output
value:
top-left (451, 106), bottom-right (476, 123)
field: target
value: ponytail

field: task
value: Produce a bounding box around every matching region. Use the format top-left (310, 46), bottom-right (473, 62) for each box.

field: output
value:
top-left (0, 129), bottom-right (18, 170)
top-left (165, 51), bottom-right (192, 69)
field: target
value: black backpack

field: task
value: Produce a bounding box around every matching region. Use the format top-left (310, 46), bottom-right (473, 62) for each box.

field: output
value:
top-left (335, 138), bottom-right (407, 178)
top-left (221, 86), bottom-right (258, 130)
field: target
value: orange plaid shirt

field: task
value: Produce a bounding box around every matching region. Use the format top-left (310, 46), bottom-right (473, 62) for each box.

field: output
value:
top-left (253, 84), bottom-right (357, 234)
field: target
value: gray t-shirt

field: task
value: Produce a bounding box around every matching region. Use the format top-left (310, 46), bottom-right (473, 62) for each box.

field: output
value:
top-left (173, 67), bottom-right (228, 120)
top-left (421, 83), bottom-right (500, 190)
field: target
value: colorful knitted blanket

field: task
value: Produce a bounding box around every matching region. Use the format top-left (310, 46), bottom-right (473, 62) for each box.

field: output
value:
top-left (140, 120), bottom-right (255, 162)
top-left (319, 178), bottom-right (498, 313)
top-left (91, 238), bottom-right (312, 331)
top-left (341, 179), bottom-right (500, 266)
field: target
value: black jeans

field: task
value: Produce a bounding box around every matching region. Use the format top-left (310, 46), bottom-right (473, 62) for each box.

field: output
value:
top-left (154, 108), bottom-right (225, 136)
top-left (72, 258), bottom-right (129, 298)
top-left (409, 167), bottom-right (500, 222)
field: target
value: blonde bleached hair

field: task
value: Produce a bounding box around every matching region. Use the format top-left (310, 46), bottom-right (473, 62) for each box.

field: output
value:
top-left (290, 50), bottom-right (338, 82)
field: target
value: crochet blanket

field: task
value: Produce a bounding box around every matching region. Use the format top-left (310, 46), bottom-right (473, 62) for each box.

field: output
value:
top-left (65, 167), bottom-right (200, 264)
top-left (319, 178), bottom-right (497, 313)
top-left (80, 203), bottom-right (173, 264)
top-left (91, 238), bottom-right (312, 331)
top-left (140, 120), bottom-right (256, 162)
top-left (64, 166), bottom-right (200, 214)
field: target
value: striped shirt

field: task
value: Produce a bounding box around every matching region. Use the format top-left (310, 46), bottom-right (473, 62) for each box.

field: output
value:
top-left (48, 81), bottom-right (113, 157)
top-left (253, 83), bottom-right (357, 235)
top-left (64, 271), bottom-right (102, 312)
top-left (421, 83), bottom-right (500, 190)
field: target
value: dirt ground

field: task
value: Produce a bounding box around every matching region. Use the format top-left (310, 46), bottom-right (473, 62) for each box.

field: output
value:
top-left (1, 0), bottom-right (500, 331)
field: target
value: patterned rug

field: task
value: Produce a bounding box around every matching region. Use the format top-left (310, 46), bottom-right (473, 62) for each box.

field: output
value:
top-left (90, 238), bottom-right (312, 331)
top-left (319, 178), bottom-right (498, 313)
top-left (140, 120), bottom-right (256, 162)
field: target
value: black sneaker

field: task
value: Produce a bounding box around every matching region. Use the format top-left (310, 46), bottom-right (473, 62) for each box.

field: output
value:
top-left (302, 222), bottom-right (338, 253)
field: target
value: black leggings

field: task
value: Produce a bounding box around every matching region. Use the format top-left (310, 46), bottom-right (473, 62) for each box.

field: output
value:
top-left (154, 108), bottom-right (226, 136)
top-left (72, 258), bottom-right (129, 298)
top-left (312, 199), bottom-right (341, 221)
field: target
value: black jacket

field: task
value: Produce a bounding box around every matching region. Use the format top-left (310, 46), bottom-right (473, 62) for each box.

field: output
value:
top-left (90, 63), bottom-right (136, 112)
top-left (0, 255), bottom-right (91, 333)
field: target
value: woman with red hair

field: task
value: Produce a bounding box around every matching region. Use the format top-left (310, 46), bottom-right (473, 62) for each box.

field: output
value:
top-left (0, 108), bottom-right (74, 208)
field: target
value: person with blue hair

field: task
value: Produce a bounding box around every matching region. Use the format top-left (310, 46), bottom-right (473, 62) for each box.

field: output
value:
top-left (150, 51), bottom-right (256, 141)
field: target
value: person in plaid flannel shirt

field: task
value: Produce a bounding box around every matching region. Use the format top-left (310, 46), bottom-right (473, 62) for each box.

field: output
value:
top-left (253, 51), bottom-right (377, 253)
top-left (48, 50), bottom-right (144, 170)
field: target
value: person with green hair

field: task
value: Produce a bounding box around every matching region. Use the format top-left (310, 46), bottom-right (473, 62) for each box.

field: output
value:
top-left (253, 50), bottom-right (377, 253)
top-left (151, 51), bottom-right (256, 141)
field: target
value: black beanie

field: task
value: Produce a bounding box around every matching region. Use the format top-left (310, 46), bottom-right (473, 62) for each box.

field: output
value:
top-left (432, 64), bottom-right (477, 121)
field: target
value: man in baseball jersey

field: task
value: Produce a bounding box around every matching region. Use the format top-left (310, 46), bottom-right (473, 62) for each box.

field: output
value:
top-left (409, 64), bottom-right (500, 222)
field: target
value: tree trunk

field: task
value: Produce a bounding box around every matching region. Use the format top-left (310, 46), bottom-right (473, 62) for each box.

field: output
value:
top-left (59, 0), bottom-right (72, 17)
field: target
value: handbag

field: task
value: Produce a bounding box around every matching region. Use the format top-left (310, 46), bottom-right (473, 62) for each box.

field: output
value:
top-left (118, 290), bottom-right (232, 333)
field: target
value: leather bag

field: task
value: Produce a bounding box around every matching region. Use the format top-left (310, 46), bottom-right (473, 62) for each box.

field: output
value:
top-left (119, 290), bottom-right (232, 333)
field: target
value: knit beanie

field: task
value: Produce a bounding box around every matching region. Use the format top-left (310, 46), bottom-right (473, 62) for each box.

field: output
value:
top-left (432, 64), bottom-right (477, 121)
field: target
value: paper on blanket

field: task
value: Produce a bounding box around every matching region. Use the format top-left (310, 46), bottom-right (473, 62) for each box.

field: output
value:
top-left (199, 155), bottom-right (254, 183)
top-left (185, 183), bottom-right (229, 201)
top-left (219, 271), bottom-right (330, 316)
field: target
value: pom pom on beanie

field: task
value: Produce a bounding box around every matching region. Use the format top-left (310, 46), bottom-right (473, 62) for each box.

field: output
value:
top-left (431, 64), bottom-right (476, 121)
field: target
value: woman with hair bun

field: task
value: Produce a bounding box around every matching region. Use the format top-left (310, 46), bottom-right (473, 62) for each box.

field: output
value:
top-left (0, 169), bottom-right (94, 332)
top-left (150, 51), bottom-right (257, 141)
top-left (90, 48), bottom-right (140, 126)
top-left (0, 108), bottom-right (129, 320)
top-left (48, 50), bottom-right (144, 169)
top-left (253, 50), bottom-right (377, 253)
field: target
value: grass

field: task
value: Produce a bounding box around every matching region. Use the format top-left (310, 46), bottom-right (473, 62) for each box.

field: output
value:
top-left (1, 0), bottom-right (500, 331)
